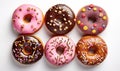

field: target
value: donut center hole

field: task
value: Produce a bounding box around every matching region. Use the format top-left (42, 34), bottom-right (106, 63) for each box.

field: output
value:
top-left (88, 46), bottom-right (98, 55)
top-left (88, 15), bottom-right (97, 24)
top-left (23, 14), bottom-right (32, 23)
top-left (22, 46), bottom-right (33, 56)
top-left (56, 46), bottom-right (65, 55)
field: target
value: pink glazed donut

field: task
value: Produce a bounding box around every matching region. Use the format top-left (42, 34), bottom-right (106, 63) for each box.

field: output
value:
top-left (45, 36), bottom-right (76, 66)
top-left (12, 4), bottom-right (44, 34)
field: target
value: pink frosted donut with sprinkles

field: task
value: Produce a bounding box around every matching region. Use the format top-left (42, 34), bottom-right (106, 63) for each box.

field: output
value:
top-left (76, 36), bottom-right (108, 65)
top-left (76, 4), bottom-right (108, 35)
top-left (12, 4), bottom-right (44, 34)
top-left (45, 36), bottom-right (76, 66)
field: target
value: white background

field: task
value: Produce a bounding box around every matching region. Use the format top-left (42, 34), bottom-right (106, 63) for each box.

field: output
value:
top-left (0, 0), bottom-right (120, 71)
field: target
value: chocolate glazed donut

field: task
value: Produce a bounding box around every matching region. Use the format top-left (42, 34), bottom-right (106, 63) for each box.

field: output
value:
top-left (12, 35), bottom-right (44, 64)
top-left (45, 4), bottom-right (75, 35)
top-left (76, 4), bottom-right (108, 35)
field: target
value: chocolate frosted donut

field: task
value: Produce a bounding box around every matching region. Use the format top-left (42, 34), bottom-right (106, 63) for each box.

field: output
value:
top-left (76, 36), bottom-right (108, 65)
top-left (12, 35), bottom-right (44, 64)
top-left (76, 4), bottom-right (108, 35)
top-left (45, 4), bottom-right (75, 35)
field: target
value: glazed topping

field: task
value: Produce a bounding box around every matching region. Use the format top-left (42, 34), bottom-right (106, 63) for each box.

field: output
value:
top-left (12, 36), bottom-right (43, 64)
top-left (45, 4), bottom-right (75, 35)
top-left (76, 36), bottom-right (108, 65)
top-left (76, 4), bottom-right (108, 35)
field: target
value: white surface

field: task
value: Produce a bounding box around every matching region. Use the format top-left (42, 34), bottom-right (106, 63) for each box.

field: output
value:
top-left (0, 0), bottom-right (120, 71)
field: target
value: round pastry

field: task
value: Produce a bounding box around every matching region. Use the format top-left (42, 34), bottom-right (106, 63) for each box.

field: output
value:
top-left (45, 4), bottom-right (75, 35)
top-left (12, 4), bottom-right (44, 35)
top-left (45, 36), bottom-right (76, 66)
top-left (12, 35), bottom-right (44, 64)
top-left (76, 4), bottom-right (108, 35)
top-left (76, 36), bottom-right (108, 65)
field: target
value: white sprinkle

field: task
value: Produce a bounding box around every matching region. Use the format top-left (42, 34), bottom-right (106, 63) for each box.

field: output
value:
top-left (63, 14), bottom-right (65, 16)
top-left (65, 22), bottom-right (67, 24)
top-left (47, 22), bottom-right (49, 24)
top-left (50, 23), bottom-right (52, 26)
top-left (49, 8), bottom-right (52, 11)
top-left (59, 22), bottom-right (61, 24)
top-left (64, 18), bottom-right (67, 21)
top-left (64, 26), bottom-right (68, 30)
top-left (59, 25), bottom-right (62, 28)
top-left (58, 11), bottom-right (62, 14)
top-left (62, 9), bottom-right (65, 12)
top-left (68, 20), bottom-right (71, 23)
top-left (69, 22), bottom-right (72, 25)
top-left (50, 15), bottom-right (53, 17)
top-left (55, 10), bottom-right (57, 12)
top-left (53, 24), bottom-right (56, 26)
top-left (59, 28), bottom-right (62, 31)
top-left (50, 20), bottom-right (53, 23)
top-left (59, 7), bottom-right (61, 9)
top-left (56, 7), bottom-right (58, 9)
top-left (54, 29), bottom-right (57, 31)
top-left (74, 19), bottom-right (76, 21)
top-left (65, 26), bottom-right (68, 29)
top-left (54, 19), bottom-right (57, 21)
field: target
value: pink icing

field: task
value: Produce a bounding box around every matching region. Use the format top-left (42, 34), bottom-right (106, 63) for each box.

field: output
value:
top-left (45, 36), bottom-right (76, 66)
top-left (12, 4), bottom-right (43, 34)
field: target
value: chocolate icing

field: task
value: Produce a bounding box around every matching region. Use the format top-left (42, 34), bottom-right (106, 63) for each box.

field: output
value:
top-left (12, 35), bottom-right (43, 64)
top-left (45, 4), bottom-right (75, 35)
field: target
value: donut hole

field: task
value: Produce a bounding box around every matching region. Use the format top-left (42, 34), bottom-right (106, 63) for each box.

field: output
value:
top-left (88, 15), bottom-right (97, 24)
top-left (22, 46), bottom-right (33, 56)
top-left (88, 46), bottom-right (98, 55)
top-left (56, 46), bottom-right (65, 55)
top-left (23, 14), bottom-right (33, 23)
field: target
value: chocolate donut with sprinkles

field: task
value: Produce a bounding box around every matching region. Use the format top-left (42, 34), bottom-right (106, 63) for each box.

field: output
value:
top-left (45, 4), bottom-right (75, 35)
top-left (45, 36), bottom-right (76, 66)
top-left (76, 36), bottom-right (108, 65)
top-left (76, 4), bottom-right (108, 35)
top-left (12, 35), bottom-right (44, 64)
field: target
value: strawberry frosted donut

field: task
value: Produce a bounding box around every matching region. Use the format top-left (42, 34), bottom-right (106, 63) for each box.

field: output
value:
top-left (45, 36), bottom-right (75, 66)
top-left (12, 4), bottom-right (44, 34)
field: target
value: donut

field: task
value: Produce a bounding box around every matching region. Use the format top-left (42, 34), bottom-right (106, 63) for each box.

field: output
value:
top-left (76, 36), bottom-right (108, 65)
top-left (12, 4), bottom-right (44, 35)
top-left (76, 4), bottom-right (108, 35)
top-left (45, 36), bottom-right (75, 66)
top-left (12, 35), bottom-right (44, 64)
top-left (45, 4), bottom-right (75, 35)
